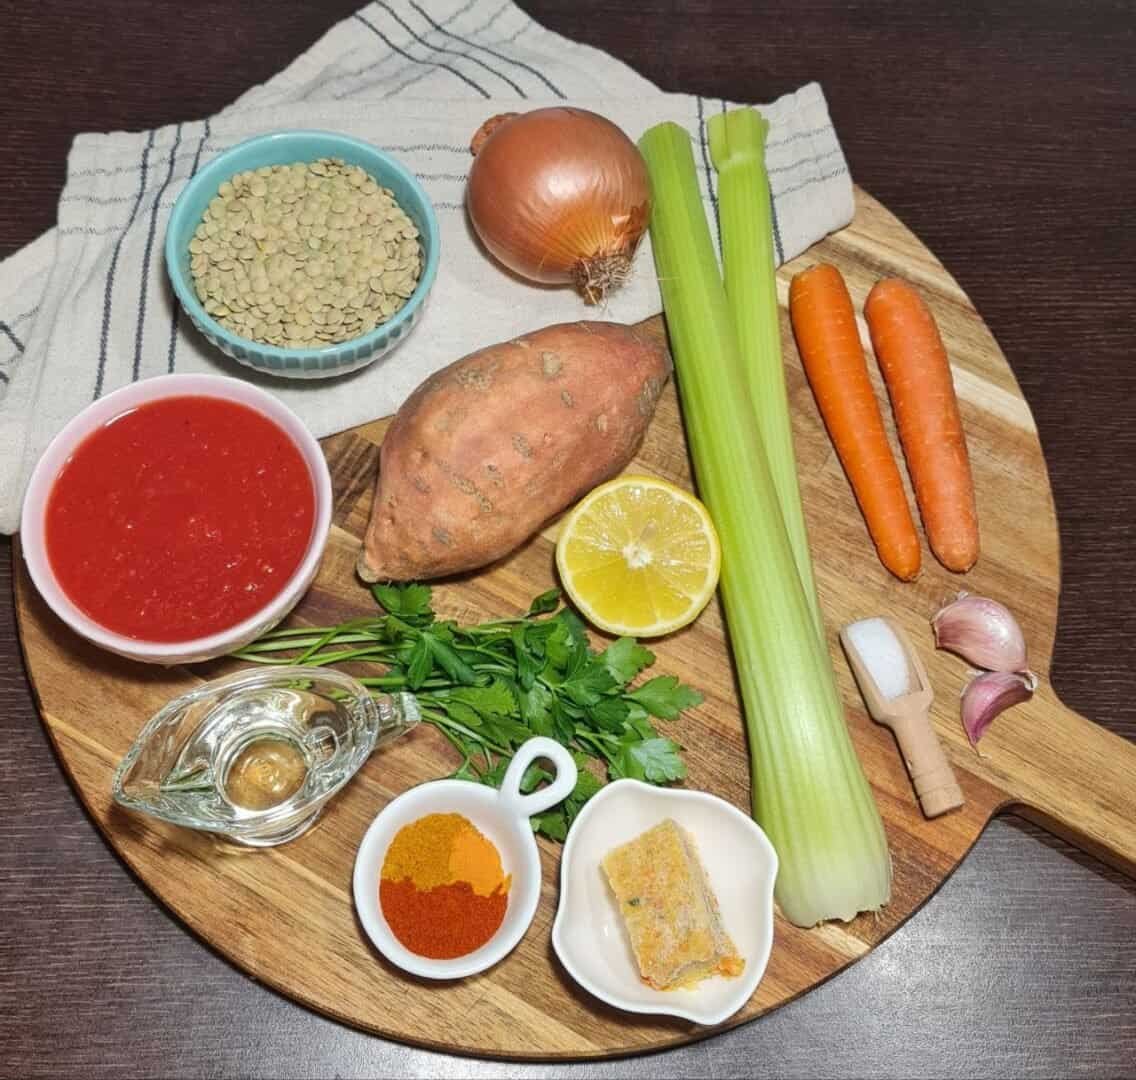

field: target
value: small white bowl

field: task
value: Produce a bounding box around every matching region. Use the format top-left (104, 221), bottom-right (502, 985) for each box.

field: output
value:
top-left (552, 780), bottom-right (778, 1026)
top-left (353, 736), bottom-right (577, 980)
top-left (19, 372), bottom-right (332, 666)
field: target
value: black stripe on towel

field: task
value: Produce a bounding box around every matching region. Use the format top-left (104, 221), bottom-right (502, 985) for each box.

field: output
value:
top-left (135, 122), bottom-right (183, 380)
top-left (775, 165), bottom-right (848, 200)
top-left (354, 11), bottom-right (491, 99)
top-left (769, 189), bottom-right (785, 266)
top-left (374, 0), bottom-right (524, 97)
top-left (168, 118), bottom-right (211, 373)
top-left (766, 125), bottom-right (834, 151)
top-left (697, 97), bottom-right (720, 252)
top-left (0, 320), bottom-right (24, 354)
top-left (407, 0), bottom-right (564, 99)
top-left (95, 128), bottom-right (155, 400)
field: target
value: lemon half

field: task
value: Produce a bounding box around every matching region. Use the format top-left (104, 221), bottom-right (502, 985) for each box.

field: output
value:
top-left (555, 475), bottom-right (721, 638)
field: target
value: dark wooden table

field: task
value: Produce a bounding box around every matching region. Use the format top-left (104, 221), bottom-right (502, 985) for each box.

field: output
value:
top-left (2, 2), bottom-right (1133, 1076)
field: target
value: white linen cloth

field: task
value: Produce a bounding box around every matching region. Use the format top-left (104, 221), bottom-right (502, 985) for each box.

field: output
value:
top-left (0, 0), bottom-right (854, 533)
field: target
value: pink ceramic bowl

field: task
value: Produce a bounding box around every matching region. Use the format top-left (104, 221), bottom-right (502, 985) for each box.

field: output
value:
top-left (20, 373), bottom-right (332, 666)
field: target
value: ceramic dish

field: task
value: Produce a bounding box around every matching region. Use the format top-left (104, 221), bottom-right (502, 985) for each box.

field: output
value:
top-left (20, 372), bottom-right (332, 665)
top-left (353, 737), bottom-right (577, 980)
top-left (165, 129), bottom-right (439, 379)
top-left (551, 779), bottom-right (778, 1025)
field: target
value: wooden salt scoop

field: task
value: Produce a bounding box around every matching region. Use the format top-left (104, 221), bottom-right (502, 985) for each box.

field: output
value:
top-left (840, 616), bottom-right (964, 818)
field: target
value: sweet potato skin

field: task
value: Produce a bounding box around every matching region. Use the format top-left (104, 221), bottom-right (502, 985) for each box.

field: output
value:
top-left (358, 321), bottom-right (670, 581)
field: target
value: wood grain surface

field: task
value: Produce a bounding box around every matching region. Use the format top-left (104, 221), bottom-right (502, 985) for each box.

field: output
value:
top-left (1, 1), bottom-right (1134, 1076)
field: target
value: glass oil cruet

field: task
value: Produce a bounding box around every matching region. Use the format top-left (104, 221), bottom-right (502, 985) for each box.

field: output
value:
top-left (112, 666), bottom-right (418, 846)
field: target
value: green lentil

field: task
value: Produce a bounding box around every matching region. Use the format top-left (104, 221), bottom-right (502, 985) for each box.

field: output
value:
top-left (189, 157), bottom-right (423, 348)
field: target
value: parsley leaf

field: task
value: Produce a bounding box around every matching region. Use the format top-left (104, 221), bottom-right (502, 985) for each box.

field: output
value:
top-left (448, 679), bottom-right (516, 718)
top-left (436, 698), bottom-right (482, 730)
top-left (518, 682), bottom-right (554, 735)
top-left (530, 811), bottom-right (568, 841)
top-left (601, 637), bottom-right (655, 687)
top-left (424, 634), bottom-right (478, 685)
top-left (372, 582), bottom-right (434, 625)
top-left (520, 763), bottom-right (554, 793)
top-left (628, 736), bottom-right (687, 783)
top-left (628, 675), bottom-right (704, 720)
top-left (544, 610), bottom-right (589, 679)
top-left (589, 696), bottom-right (631, 733)
top-left (405, 637), bottom-right (432, 689)
top-left (511, 625), bottom-right (540, 690)
top-left (549, 696), bottom-right (577, 745)
top-left (624, 702), bottom-right (658, 739)
top-left (566, 765), bottom-right (604, 806)
top-left (561, 662), bottom-right (618, 706)
top-left (527, 588), bottom-right (562, 615)
top-left (610, 734), bottom-right (686, 783)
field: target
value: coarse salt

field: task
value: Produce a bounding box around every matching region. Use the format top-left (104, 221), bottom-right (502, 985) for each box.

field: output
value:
top-left (844, 618), bottom-right (914, 700)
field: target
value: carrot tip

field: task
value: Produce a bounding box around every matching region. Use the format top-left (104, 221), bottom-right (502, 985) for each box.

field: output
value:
top-left (882, 555), bottom-right (921, 582)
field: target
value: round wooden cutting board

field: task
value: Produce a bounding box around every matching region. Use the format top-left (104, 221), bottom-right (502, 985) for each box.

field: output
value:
top-left (14, 188), bottom-right (1136, 1060)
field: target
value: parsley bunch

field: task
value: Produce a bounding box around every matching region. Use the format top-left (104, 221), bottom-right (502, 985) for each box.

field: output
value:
top-left (234, 583), bottom-right (702, 840)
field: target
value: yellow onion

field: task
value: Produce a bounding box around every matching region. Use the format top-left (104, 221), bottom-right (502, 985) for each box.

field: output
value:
top-left (466, 108), bottom-right (651, 304)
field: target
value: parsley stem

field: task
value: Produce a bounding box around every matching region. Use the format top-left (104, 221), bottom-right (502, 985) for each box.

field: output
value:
top-left (288, 646), bottom-right (400, 666)
top-left (230, 651), bottom-right (303, 665)
top-left (574, 729), bottom-right (617, 763)
top-left (249, 618), bottom-right (383, 641)
top-left (452, 643), bottom-right (515, 663)
top-left (432, 717), bottom-right (474, 770)
top-left (233, 630), bottom-right (387, 655)
top-left (233, 643), bottom-right (401, 667)
top-left (418, 704), bottom-right (511, 757)
top-left (360, 676), bottom-right (452, 690)
top-left (463, 662), bottom-right (517, 678)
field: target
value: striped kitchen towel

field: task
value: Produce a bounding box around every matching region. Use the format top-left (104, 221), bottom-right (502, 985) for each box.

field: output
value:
top-left (0, 0), bottom-right (853, 534)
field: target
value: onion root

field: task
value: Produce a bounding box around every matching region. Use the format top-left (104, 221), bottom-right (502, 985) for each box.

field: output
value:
top-left (574, 253), bottom-right (633, 305)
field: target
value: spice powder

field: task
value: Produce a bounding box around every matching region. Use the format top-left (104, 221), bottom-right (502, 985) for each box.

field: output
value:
top-left (379, 812), bottom-right (511, 960)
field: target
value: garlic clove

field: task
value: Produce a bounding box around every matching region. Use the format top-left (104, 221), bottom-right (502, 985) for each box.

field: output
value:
top-left (960, 670), bottom-right (1038, 746)
top-left (931, 593), bottom-right (1029, 672)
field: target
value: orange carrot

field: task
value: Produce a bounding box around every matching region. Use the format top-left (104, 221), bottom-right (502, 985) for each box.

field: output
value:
top-left (864, 277), bottom-right (979, 573)
top-left (789, 264), bottom-right (921, 581)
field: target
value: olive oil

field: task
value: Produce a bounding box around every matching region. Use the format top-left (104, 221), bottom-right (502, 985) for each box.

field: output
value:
top-left (223, 736), bottom-right (309, 811)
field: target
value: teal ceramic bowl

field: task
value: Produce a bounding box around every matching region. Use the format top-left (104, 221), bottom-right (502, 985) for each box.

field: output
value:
top-left (165, 130), bottom-right (440, 379)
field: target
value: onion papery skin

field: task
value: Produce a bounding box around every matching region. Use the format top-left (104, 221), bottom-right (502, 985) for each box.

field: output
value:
top-left (466, 108), bottom-right (651, 302)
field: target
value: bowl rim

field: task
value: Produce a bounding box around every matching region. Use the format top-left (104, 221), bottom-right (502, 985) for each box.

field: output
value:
top-left (163, 128), bottom-right (440, 363)
top-left (550, 778), bottom-right (779, 1026)
top-left (352, 778), bottom-right (544, 981)
top-left (19, 372), bottom-right (333, 661)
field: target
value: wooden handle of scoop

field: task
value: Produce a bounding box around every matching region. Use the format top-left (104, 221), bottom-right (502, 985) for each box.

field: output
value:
top-left (889, 711), bottom-right (965, 818)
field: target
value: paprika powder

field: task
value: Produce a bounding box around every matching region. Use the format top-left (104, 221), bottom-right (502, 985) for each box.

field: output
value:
top-left (379, 812), bottom-right (511, 959)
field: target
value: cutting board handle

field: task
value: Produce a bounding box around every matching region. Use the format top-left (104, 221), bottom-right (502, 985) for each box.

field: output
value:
top-left (990, 686), bottom-right (1136, 876)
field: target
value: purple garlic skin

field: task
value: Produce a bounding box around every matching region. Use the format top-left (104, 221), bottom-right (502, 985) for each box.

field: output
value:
top-left (961, 670), bottom-right (1037, 746)
top-left (932, 593), bottom-right (1029, 672)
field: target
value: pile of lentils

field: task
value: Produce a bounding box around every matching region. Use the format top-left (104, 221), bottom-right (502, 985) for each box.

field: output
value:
top-left (188, 158), bottom-right (422, 349)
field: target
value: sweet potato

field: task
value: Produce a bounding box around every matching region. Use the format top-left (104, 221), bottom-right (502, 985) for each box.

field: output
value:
top-left (358, 321), bottom-right (670, 582)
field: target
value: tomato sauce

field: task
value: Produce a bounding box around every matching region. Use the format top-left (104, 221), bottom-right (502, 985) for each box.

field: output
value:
top-left (45, 395), bottom-right (316, 643)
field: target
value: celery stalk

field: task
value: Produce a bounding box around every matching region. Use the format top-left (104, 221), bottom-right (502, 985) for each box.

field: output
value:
top-left (638, 121), bottom-right (890, 927)
top-left (708, 108), bottom-right (823, 640)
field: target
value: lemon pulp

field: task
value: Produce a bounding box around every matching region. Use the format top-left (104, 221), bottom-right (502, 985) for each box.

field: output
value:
top-left (555, 475), bottom-right (721, 637)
